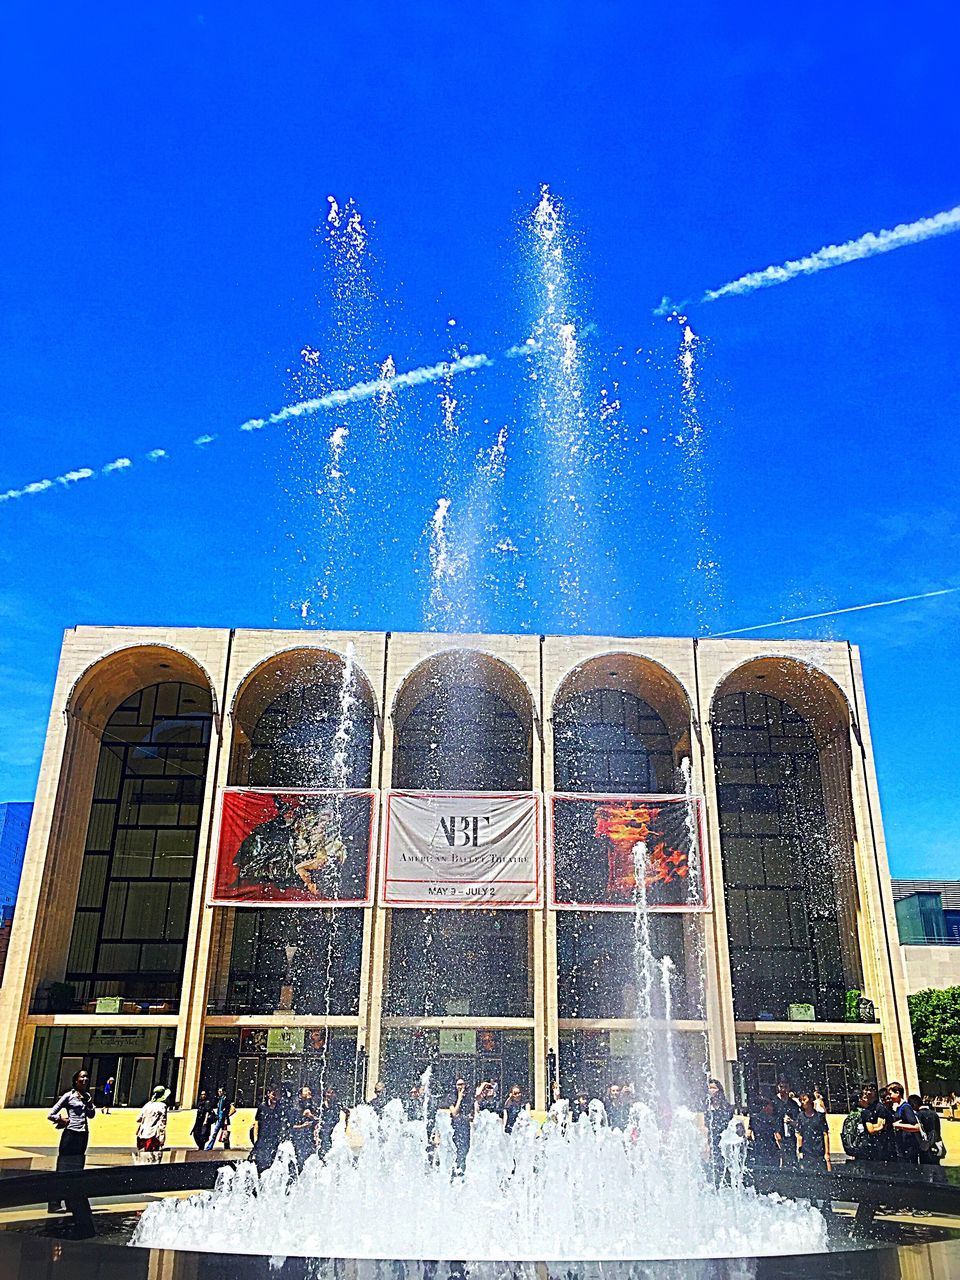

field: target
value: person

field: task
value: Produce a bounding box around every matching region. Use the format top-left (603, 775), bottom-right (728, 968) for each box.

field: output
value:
top-left (191, 1090), bottom-right (213, 1149)
top-left (813, 1088), bottom-right (827, 1115)
top-left (205, 1087), bottom-right (234, 1150)
top-left (474, 1081), bottom-right (500, 1118)
top-left (317, 1086), bottom-right (344, 1158)
top-left (291, 1085), bottom-right (318, 1169)
top-left (47, 1069), bottom-right (96, 1219)
top-left (704, 1078), bottom-right (734, 1183)
top-left (448, 1077), bottom-right (472, 1173)
top-left (605, 1083), bottom-right (624, 1129)
top-left (251, 1084), bottom-right (289, 1172)
top-left (911, 1094), bottom-right (945, 1166)
top-left (773, 1081), bottom-right (800, 1168)
top-left (747, 1096), bottom-right (782, 1169)
top-left (856, 1082), bottom-right (897, 1163)
top-left (102, 1076), bottom-right (115, 1115)
top-left (135, 1086), bottom-right (170, 1163)
top-left (885, 1081), bottom-right (922, 1165)
top-left (368, 1080), bottom-right (388, 1115)
top-left (795, 1088), bottom-right (831, 1174)
top-left (502, 1084), bottom-right (526, 1135)
top-left (570, 1089), bottom-right (591, 1123)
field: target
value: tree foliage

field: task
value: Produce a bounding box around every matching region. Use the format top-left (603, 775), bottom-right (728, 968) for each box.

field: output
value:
top-left (908, 986), bottom-right (960, 1090)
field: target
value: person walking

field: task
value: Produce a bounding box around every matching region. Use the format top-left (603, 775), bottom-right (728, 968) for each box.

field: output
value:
top-left (191, 1090), bottom-right (213, 1149)
top-left (704, 1078), bottom-right (734, 1184)
top-left (205, 1087), bottom-right (234, 1150)
top-left (796, 1089), bottom-right (831, 1174)
top-left (290, 1085), bottom-right (318, 1170)
top-left (101, 1076), bottom-right (115, 1115)
top-left (135, 1086), bottom-right (170, 1163)
top-left (47, 1069), bottom-right (96, 1219)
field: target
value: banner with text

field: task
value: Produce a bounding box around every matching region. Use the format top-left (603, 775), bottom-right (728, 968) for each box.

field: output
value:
top-left (212, 788), bottom-right (376, 907)
top-left (383, 791), bottom-right (541, 908)
top-left (549, 793), bottom-right (707, 911)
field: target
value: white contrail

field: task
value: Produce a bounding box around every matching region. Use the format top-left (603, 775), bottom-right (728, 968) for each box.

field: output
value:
top-left (709, 587), bottom-right (957, 637)
top-left (0, 351), bottom-right (496, 506)
top-left (238, 352), bottom-right (492, 431)
top-left (655, 204), bottom-right (960, 313)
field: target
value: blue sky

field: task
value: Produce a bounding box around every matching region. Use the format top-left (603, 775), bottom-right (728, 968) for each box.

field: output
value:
top-left (1, 2), bottom-right (958, 876)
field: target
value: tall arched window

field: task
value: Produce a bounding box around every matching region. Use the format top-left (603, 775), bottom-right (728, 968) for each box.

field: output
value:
top-left (392, 655), bottom-right (532, 791)
top-left (65, 682), bottom-right (212, 1009)
top-left (713, 690), bottom-right (849, 1021)
top-left (554, 688), bottom-right (676, 793)
top-left (248, 681), bottom-right (373, 789)
top-left (218, 673), bottom-right (373, 1016)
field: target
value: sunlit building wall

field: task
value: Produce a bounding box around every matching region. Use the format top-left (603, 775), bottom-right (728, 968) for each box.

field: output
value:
top-left (0, 626), bottom-right (915, 1112)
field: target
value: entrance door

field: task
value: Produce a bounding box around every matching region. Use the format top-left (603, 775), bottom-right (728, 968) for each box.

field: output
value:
top-left (825, 1063), bottom-right (848, 1114)
top-left (129, 1056), bottom-right (156, 1107)
top-left (235, 1056), bottom-right (260, 1106)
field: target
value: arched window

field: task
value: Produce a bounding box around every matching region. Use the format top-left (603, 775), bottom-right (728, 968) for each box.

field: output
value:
top-left (713, 690), bottom-right (849, 1021)
top-left (65, 682), bottom-right (212, 1009)
top-left (554, 688), bottom-right (676, 793)
top-left (248, 681), bottom-right (373, 789)
top-left (218, 671), bottom-right (372, 1017)
top-left (393, 658), bottom-right (532, 791)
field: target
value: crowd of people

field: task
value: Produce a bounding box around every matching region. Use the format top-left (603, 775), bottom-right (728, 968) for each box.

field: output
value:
top-left (703, 1076), bottom-right (948, 1180)
top-left (41, 1064), bottom-right (952, 1197)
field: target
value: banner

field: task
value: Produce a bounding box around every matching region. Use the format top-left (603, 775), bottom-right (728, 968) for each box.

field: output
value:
top-left (383, 791), bottom-right (541, 908)
top-left (549, 793), bottom-right (707, 911)
top-left (212, 788), bottom-right (376, 907)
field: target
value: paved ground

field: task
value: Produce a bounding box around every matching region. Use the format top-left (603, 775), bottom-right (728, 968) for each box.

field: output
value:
top-left (0, 1107), bottom-right (256, 1159)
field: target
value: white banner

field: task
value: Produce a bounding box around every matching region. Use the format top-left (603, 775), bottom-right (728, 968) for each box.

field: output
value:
top-left (383, 791), bottom-right (541, 908)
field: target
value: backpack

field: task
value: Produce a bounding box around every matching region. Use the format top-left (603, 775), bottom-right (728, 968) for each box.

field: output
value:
top-left (915, 1107), bottom-right (934, 1154)
top-left (841, 1108), bottom-right (871, 1158)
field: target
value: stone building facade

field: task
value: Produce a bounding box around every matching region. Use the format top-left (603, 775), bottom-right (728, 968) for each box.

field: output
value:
top-left (0, 625), bottom-right (915, 1112)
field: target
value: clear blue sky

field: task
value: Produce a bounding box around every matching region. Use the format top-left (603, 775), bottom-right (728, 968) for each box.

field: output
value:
top-left (1, 2), bottom-right (957, 877)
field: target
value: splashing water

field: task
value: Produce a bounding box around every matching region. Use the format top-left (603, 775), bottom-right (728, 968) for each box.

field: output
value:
top-left (425, 497), bottom-right (464, 630)
top-left (672, 317), bottom-right (721, 632)
top-left (132, 1103), bottom-right (828, 1260)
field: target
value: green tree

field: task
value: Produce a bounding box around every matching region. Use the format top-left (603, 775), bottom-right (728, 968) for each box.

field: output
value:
top-left (908, 986), bottom-right (960, 1091)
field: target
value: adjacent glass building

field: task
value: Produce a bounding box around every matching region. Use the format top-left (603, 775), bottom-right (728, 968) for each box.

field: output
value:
top-left (0, 627), bottom-right (916, 1113)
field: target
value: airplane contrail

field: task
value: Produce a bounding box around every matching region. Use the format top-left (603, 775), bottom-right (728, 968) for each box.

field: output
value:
top-left (0, 352), bottom-right (494, 506)
top-left (709, 587), bottom-right (958, 637)
top-left (655, 204), bottom-right (960, 314)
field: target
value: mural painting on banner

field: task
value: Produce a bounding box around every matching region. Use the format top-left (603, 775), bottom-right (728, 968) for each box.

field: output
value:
top-left (382, 791), bottom-right (541, 907)
top-left (549, 793), bottom-right (708, 911)
top-left (211, 788), bottom-right (376, 906)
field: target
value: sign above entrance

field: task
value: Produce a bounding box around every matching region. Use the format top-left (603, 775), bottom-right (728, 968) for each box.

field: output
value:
top-left (212, 788), bottom-right (376, 907)
top-left (382, 791), bottom-right (541, 908)
top-left (549, 793), bottom-right (708, 912)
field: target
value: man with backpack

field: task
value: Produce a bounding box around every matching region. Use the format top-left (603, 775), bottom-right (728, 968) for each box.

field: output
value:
top-left (909, 1093), bottom-right (945, 1166)
top-left (842, 1082), bottom-right (896, 1164)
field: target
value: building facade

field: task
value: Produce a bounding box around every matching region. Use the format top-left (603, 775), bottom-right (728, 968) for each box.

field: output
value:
top-left (893, 879), bottom-right (960, 995)
top-left (0, 801), bottom-right (33, 982)
top-left (0, 626), bottom-right (915, 1112)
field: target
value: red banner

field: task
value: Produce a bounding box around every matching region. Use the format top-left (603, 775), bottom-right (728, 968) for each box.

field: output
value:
top-left (549, 793), bottom-right (707, 911)
top-left (211, 789), bottom-right (376, 907)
